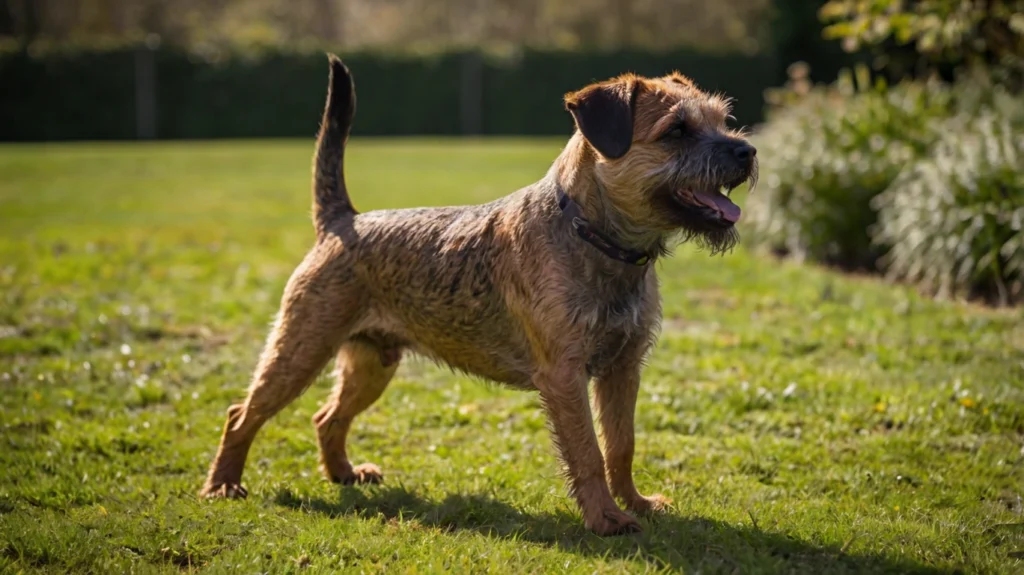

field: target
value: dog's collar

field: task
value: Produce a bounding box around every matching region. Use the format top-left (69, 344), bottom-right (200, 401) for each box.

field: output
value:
top-left (556, 188), bottom-right (653, 266)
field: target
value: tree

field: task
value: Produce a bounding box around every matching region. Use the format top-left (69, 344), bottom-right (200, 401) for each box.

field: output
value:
top-left (820, 0), bottom-right (1024, 87)
top-left (6, 0), bottom-right (773, 54)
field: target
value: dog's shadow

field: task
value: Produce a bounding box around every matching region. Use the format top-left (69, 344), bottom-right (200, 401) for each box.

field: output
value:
top-left (275, 486), bottom-right (949, 574)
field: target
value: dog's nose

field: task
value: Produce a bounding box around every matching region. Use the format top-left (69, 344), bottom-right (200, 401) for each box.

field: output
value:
top-left (733, 144), bottom-right (756, 162)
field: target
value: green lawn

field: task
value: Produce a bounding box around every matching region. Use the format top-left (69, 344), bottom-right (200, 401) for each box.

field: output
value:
top-left (1, 139), bottom-right (1022, 574)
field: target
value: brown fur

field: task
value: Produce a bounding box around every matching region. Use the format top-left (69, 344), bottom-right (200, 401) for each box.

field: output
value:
top-left (200, 54), bottom-right (757, 536)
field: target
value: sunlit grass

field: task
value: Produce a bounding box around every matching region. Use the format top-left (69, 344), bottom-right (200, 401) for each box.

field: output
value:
top-left (1, 140), bottom-right (1022, 574)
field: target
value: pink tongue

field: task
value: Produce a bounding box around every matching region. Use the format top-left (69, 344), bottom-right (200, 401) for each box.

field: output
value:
top-left (692, 190), bottom-right (741, 223)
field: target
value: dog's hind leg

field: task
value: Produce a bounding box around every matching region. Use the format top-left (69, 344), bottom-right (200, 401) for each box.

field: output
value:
top-left (201, 245), bottom-right (363, 499)
top-left (312, 337), bottom-right (400, 484)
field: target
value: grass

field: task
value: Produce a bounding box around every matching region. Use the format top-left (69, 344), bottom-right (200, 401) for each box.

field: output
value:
top-left (0, 139), bottom-right (1022, 574)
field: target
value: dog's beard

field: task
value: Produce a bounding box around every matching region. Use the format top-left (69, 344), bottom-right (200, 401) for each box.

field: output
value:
top-left (667, 225), bottom-right (739, 256)
top-left (646, 159), bottom-right (749, 257)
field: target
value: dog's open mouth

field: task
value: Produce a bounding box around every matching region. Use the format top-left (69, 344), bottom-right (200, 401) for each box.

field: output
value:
top-left (671, 186), bottom-right (741, 224)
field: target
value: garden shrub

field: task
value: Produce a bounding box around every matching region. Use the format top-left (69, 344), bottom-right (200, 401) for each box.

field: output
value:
top-left (745, 72), bottom-right (949, 270)
top-left (750, 67), bottom-right (1024, 306)
top-left (872, 96), bottom-right (1024, 306)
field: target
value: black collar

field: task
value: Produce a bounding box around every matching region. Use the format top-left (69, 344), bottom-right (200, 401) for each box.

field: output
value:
top-left (556, 187), bottom-right (653, 266)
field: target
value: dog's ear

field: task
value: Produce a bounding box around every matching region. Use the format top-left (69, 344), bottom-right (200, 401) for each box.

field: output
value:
top-left (564, 76), bottom-right (641, 160)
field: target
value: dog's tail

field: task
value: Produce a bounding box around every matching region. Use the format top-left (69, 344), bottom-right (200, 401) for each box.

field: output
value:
top-left (312, 53), bottom-right (357, 234)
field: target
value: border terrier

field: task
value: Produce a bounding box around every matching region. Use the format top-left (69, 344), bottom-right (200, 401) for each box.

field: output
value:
top-left (200, 54), bottom-right (757, 535)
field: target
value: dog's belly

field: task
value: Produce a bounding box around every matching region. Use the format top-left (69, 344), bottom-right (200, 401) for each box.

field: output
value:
top-left (413, 340), bottom-right (534, 388)
top-left (354, 306), bottom-right (534, 387)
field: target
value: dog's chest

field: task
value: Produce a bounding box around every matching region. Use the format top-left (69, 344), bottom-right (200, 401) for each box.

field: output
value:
top-left (571, 279), bottom-right (649, 376)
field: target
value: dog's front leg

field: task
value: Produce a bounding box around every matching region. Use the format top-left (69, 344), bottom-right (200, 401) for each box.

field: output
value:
top-left (593, 356), bottom-right (670, 515)
top-left (533, 361), bottom-right (641, 535)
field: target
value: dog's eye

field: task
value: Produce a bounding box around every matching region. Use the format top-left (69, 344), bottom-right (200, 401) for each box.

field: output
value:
top-left (664, 125), bottom-right (684, 139)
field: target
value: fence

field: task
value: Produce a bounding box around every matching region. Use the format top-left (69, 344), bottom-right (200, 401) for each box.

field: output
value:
top-left (0, 47), bottom-right (781, 141)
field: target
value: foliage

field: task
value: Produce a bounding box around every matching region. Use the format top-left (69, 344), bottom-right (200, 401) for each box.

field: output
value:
top-left (5, 0), bottom-right (772, 54)
top-left (2, 141), bottom-right (1023, 573)
top-left (872, 92), bottom-right (1024, 305)
top-left (750, 64), bottom-right (1024, 305)
top-left (820, 0), bottom-right (1024, 87)
top-left (745, 69), bottom-right (949, 269)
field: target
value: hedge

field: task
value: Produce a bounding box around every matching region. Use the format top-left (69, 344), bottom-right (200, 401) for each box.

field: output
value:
top-left (0, 47), bottom-right (779, 141)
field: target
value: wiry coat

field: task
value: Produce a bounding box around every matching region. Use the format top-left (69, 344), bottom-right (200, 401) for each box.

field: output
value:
top-left (200, 54), bottom-right (757, 536)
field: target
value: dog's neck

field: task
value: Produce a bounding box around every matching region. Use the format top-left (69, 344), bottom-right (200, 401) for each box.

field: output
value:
top-left (549, 133), bottom-right (667, 257)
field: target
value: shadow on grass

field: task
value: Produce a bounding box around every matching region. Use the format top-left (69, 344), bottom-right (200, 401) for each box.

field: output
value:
top-left (274, 486), bottom-right (952, 574)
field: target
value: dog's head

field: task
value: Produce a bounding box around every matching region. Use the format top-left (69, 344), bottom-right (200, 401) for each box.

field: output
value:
top-left (565, 72), bottom-right (757, 253)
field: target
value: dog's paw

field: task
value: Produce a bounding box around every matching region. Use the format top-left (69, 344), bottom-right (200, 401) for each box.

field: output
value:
top-left (348, 463), bottom-right (383, 485)
top-left (625, 493), bottom-right (672, 515)
top-left (329, 462), bottom-right (383, 485)
top-left (200, 482), bottom-right (248, 499)
top-left (586, 506), bottom-right (642, 536)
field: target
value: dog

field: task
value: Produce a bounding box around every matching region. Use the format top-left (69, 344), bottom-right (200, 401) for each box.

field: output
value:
top-left (200, 54), bottom-right (757, 536)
